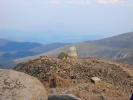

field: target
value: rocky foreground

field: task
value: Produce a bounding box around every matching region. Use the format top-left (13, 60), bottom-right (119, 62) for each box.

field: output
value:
top-left (13, 56), bottom-right (133, 99)
top-left (0, 69), bottom-right (48, 100)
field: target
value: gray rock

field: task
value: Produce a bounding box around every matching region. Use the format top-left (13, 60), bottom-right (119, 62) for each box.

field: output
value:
top-left (0, 69), bottom-right (48, 100)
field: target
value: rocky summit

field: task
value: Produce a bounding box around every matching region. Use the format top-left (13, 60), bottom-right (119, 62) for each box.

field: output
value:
top-left (13, 56), bottom-right (133, 100)
top-left (0, 69), bottom-right (48, 100)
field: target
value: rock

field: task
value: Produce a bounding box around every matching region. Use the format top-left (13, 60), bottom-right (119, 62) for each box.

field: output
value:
top-left (0, 69), bottom-right (48, 100)
top-left (13, 56), bottom-right (133, 94)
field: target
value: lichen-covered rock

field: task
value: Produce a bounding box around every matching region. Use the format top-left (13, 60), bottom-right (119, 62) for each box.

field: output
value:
top-left (0, 69), bottom-right (48, 100)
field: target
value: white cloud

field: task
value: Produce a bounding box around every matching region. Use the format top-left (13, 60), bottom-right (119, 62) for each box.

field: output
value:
top-left (97, 0), bottom-right (133, 6)
top-left (119, 0), bottom-right (133, 6)
top-left (46, 0), bottom-right (92, 5)
top-left (0, 0), bottom-right (133, 6)
top-left (0, 1), bottom-right (12, 5)
top-left (66, 0), bottom-right (91, 5)
top-left (97, 0), bottom-right (119, 4)
top-left (0, 0), bottom-right (60, 5)
top-left (17, 0), bottom-right (31, 5)
top-left (48, 0), bottom-right (59, 4)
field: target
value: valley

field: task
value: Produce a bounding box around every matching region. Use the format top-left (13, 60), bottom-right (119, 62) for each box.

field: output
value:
top-left (0, 39), bottom-right (69, 68)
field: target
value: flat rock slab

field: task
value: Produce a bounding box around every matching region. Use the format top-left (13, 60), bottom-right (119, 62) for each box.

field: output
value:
top-left (0, 69), bottom-right (48, 100)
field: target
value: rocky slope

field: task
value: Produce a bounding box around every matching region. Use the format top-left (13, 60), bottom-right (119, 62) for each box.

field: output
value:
top-left (116, 57), bottom-right (133, 65)
top-left (13, 56), bottom-right (133, 96)
top-left (0, 69), bottom-right (48, 100)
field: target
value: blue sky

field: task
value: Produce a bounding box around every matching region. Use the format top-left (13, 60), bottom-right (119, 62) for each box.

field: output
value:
top-left (0, 0), bottom-right (133, 43)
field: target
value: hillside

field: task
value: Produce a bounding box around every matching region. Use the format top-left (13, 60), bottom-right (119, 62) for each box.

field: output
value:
top-left (0, 40), bottom-right (70, 68)
top-left (30, 42), bottom-right (70, 53)
top-left (0, 41), bottom-right (41, 51)
top-left (0, 38), bottom-right (9, 46)
top-left (116, 57), bottom-right (133, 65)
top-left (13, 56), bottom-right (133, 100)
top-left (93, 32), bottom-right (133, 48)
top-left (0, 40), bottom-right (42, 68)
top-left (15, 32), bottom-right (133, 64)
top-left (43, 32), bottom-right (133, 60)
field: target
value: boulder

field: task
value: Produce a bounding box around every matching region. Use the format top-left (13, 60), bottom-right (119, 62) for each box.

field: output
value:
top-left (0, 69), bottom-right (48, 100)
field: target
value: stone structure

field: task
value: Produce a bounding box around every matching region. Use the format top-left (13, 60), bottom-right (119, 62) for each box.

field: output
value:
top-left (0, 69), bottom-right (48, 100)
top-left (14, 56), bottom-right (133, 96)
top-left (58, 52), bottom-right (70, 60)
top-left (91, 77), bottom-right (101, 85)
top-left (67, 46), bottom-right (78, 59)
top-left (58, 46), bottom-right (78, 60)
top-left (48, 73), bottom-right (77, 88)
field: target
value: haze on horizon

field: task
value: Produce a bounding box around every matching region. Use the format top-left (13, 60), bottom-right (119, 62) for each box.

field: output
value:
top-left (0, 0), bottom-right (133, 43)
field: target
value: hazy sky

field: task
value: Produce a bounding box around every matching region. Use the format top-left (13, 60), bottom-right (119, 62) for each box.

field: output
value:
top-left (0, 0), bottom-right (133, 43)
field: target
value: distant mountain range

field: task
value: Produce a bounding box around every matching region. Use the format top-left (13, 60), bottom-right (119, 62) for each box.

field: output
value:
top-left (0, 38), bottom-right (9, 46)
top-left (0, 41), bottom-right (41, 51)
top-left (0, 31), bottom-right (133, 68)
top-left (0, 29), bottom-right (103, 43)
top-left (0, 39), bottom-right (70, 68)
top-left (15, 32), bottom-right (133, 66)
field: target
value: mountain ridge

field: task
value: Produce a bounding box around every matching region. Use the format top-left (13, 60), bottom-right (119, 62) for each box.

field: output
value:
top-left (0, 41), bottom-right (70, 68)
top-left (0, 38), bottom-right (10, 46)
top-left (15, 32), bottom-right (133, 65)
